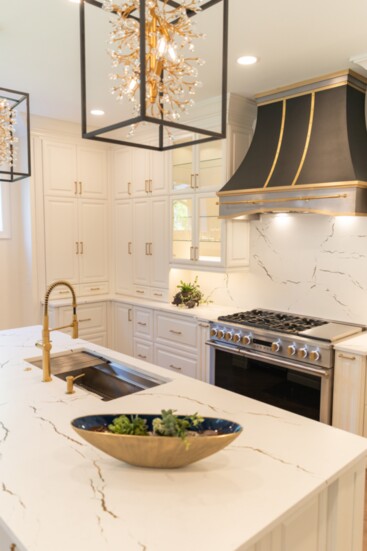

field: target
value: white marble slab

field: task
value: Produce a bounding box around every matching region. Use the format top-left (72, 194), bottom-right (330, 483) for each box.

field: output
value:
top-left (1, 326), bottom-right (367, 551)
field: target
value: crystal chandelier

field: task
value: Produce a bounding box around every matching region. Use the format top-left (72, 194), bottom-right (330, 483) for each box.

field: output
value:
top-left (0, 87), bottom-right (31, 182)
top-left (80, 0), bottom-right (228, 151)
top-left (103, 0), bottom-right (205, 127)
top-left (0, 98), bottom-right (17, 168)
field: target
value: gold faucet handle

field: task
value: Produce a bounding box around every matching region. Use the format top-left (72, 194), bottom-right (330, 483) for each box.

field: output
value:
top-left (66, 373), bottom-right (85, 394)
top-left (35, 340), bottom-right (44, 349)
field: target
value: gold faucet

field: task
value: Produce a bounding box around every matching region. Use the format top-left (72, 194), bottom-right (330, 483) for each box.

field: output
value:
top-left (36, 280), bottom-right (79, 382)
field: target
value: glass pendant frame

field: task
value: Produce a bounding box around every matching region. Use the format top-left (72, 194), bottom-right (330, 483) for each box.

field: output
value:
top-left (0, 87), bottom-right (31, 182)
top-left (80, 0), bottom-right (228, 151)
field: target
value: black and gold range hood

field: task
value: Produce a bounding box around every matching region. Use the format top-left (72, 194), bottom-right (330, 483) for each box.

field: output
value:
top-left (218, 70), bottom-right (367, 217)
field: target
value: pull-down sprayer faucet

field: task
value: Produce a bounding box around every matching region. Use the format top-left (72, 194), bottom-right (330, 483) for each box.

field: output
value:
top-left (36, 280), bottom-right (78, 382)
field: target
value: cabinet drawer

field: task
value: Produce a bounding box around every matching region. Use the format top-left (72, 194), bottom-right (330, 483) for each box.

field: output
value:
top-left (155, 312), bottom-right (197, 348)
top-left (150, 288), bottom-right (169, 302)
top-left (79, 282), bottom-right (109, 296)
top-left (134, 307), bottom-right (153, 339)
top-left (134, 339), bottom-right (154, 363)
top-left (155, 345), bottom-right (197, 378)
top-left (60, 302), bottom-right (107, 335)
top-left (133, 285), bottom-right (150, 299)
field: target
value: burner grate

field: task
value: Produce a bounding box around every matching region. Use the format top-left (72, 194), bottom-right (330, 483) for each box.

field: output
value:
top-left (217, 309), bottom-right (327, 335)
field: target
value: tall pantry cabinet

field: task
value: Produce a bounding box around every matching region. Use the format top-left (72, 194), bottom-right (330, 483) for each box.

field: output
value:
top-left (33, 135), bottom-right (110, 299)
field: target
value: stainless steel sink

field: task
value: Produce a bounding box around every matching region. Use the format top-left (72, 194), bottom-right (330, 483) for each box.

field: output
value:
top-left (27, 350), bottom-right (168, 400)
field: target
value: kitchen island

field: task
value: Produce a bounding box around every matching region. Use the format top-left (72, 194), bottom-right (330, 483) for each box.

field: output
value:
top-left (1, 326), bottom-right (367, 551)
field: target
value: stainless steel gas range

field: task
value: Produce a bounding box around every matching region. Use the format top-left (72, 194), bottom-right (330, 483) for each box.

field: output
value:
top-left (207, 309), bottom-right (364, 424)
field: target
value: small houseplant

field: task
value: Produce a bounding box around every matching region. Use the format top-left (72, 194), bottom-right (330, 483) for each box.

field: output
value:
top-left (172, 276), bottom-right (208, 309)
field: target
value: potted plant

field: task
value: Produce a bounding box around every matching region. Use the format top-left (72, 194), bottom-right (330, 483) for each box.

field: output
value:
top-left (172, 276), bottom-right (209, 309)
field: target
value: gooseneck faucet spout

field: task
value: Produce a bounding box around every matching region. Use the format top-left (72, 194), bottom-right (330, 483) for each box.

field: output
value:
top-left (36, 280), bottom-right (78, 382)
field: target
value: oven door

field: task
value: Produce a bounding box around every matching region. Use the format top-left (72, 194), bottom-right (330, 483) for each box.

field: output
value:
top-left (207, 342), bottom-right (333, 424)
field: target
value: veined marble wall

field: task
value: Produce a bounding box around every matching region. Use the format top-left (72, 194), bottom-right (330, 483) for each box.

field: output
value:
top-left (170, 213), bottom-right (367, 325)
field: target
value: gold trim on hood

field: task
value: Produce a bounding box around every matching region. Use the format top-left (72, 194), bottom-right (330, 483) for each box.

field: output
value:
top-left (218, 193), bottom-right (348, 206)
top-left (291, 92), bottom-right (315, 186)
top-left (217, 181), bottom-right (367, 197)
top-left (264, 100), bottom-right (286, 187)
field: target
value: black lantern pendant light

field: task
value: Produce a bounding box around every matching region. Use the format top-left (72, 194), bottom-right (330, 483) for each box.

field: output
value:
top-left (80, 0), bottom-right (228, 150)
top-left (0, 87), bottom-right (31, 182)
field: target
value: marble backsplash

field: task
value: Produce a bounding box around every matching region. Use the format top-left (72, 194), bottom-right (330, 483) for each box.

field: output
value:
top-left (170, 214), bottom-right (367, 325)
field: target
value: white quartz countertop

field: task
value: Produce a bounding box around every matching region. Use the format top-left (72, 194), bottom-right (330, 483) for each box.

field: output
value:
top-left (1, 326), bottom-right (367, 551)
top-left (334, 332), bottom-right (367, 354)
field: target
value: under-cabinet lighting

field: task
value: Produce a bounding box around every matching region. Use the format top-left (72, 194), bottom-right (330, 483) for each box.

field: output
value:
top-left (90, 109), bottom-right (105, 116)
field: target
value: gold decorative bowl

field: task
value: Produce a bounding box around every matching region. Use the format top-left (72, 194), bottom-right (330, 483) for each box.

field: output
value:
top-left (71, 414), bottom-right (243, 468)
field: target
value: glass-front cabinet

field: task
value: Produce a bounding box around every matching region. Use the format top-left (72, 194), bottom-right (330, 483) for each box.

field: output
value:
top-left (171, 140), bottom-right (224, 193)
top-left (171, 194), bottom-right (223, 266)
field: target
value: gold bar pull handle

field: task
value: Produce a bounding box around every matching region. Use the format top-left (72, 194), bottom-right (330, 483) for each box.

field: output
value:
top-left (195, 246), bottom-right (199, 261)
top-left (76, 241), bottom-right (79, 254)
top-left (138, 354), bottom-right (147, 360)
top-left (338, 353), bottom-right (356, 361)
top-left (128, 182), bottom-right (132, 195)
top-left (195, 174), bottom-right (199, 189)
top-left (199, 323), bottom-right (210, 328)
top-left (169, 329), bottom-right (182, 335)
top-left (149, 179), bottom-right (153, 193)
top-left (74, 181), bottom-right (78, 195)
top-left (190, 174), bottom-right (195, 189)
top-left (128, 242), bottom-right (132, 255)
top-left (79, 181), bottom-right (82, 195)
top-left (145, 179), bottom-right (149, 193)
top-left (190, 246), bottom-right (194, 261)
top-left (128, 308), bottom-right (133, 322)
top-left (149, 242), bottom-right (152, 256)
top-left (79, 318), bottom-right (92, 323)
top-left (138, 321), bottom-right (147, 326)
top-left (80, 241), bottom-right (84, 254)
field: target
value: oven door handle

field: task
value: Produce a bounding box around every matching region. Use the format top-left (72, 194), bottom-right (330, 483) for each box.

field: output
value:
top-left (206, 341), bottom-right (331, 378)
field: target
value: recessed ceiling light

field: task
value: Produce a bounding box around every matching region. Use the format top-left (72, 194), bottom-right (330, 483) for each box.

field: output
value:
top-left (237, 55), bottom-right (258, 66)
top-left (90, 109), bottom-right (105, 116)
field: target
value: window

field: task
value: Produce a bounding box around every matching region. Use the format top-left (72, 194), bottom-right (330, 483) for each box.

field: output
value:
top-left (0, 183), bottom-right (11, 238)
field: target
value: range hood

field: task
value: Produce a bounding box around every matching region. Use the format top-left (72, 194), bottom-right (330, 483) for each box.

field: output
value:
top-left (218, 70), bottom-right (367, 217)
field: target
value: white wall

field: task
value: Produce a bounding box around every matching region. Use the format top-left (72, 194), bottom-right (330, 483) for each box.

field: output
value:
top-left (170, 213), bottom-right (367, 325)
top-left (0, 179), bottom-right (39, 330)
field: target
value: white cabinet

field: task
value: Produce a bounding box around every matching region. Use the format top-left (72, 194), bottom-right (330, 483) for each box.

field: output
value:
top-left (154, 311), bottom-right (198, 378)
top-left (171, 138), bottom-right (225, 193)
top-left (197, 320), bottom-right (210, 382)
top-left (332, 351), bottom-right (367, 435)
top-left (43, 139), bottom-right (108, 199)
top-left (48, 301), bottom-right (108, 346)
top-left (44, 197), bottom-right (109, 294)
top-left (133, 306), bottom-right (154, 363)
top-left (132, 148), bottom-right (167, 196)
top-left (171, 193), bottom-right (249, 269)
top-left (112, 146), bottom-right (167, 198)
top-left (133, 197), bottom-right (169, 297)
top-left (112, 301), bottom-right (133, 356)
top-left (114, 200), bottom-right (133, 295)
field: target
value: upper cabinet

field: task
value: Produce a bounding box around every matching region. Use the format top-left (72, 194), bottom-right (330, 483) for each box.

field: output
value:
top-left (171, 193), bottom-right (249, 269)
top-left (112, 146), bottom-right (168, 199)
top-left (43, 139), bottom-right (108, 199)
top-left (171, 139), bottom-right (224, 193)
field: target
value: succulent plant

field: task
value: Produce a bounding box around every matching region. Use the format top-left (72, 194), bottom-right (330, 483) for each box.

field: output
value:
top-left (171, 276), bottom-right (208, 308)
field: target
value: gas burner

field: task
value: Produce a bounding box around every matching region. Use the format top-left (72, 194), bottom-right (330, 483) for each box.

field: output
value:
top-left (218, 309), bottom-right (327, 335)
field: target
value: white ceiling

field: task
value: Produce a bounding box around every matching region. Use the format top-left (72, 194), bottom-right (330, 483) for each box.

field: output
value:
top-left (2, 0), bottom-right (367, 125)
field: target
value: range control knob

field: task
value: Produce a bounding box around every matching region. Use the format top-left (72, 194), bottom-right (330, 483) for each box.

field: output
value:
top-left (225, 331), bottom-right (233, 342)
top-left (271, 341), bottom-right (281, 353)
top-left (241, 334), bottom-right (251, 346)
top-left (287, 344), bottom-right (297, 356)
top-left (297, 347), bottom-right (308, 359)
top-left (210, 328), bottom-right (218, 338)
top-left (233, 333), bottom-right (241, 343)
top-left (309, 350), bottom-right (320, 362)
top-left (217, 329), bottom-right (225, 339)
